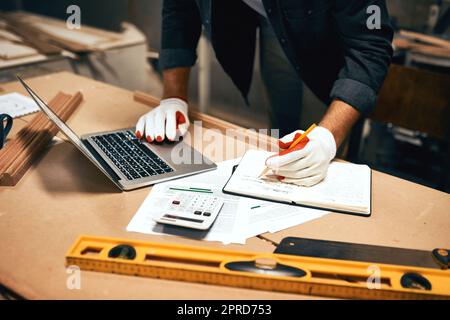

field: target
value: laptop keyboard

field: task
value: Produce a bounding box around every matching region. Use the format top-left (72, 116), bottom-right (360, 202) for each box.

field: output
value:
top-left (91, 131), bottom-right (174, 180)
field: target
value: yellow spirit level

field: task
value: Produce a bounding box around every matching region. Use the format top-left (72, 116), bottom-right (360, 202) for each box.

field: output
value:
top-left (66, 235), bottom-right (450, 300)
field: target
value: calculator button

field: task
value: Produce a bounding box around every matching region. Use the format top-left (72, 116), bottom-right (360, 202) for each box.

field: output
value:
top-left (203, 212), bottom-right (211, 217)
top-left (194, 211), bottom-right (202, 215)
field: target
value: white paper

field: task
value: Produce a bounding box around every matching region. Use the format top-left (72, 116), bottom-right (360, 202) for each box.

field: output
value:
top-left (127, 157), bottom-right (329, 244)
top-left (127, 181), bottom-right (244, 244)
top-left (127, 159), bottom-right (246, 244)
top-left (225, 149), bottom-right (371, 214)
top-left (0, 92), bottom-right (39, 118)
top-left (242, 203), bottom-right (327, 236)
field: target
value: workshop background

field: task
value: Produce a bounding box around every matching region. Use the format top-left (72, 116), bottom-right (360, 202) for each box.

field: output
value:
top-left (1, 0), bottom-right (449, 192)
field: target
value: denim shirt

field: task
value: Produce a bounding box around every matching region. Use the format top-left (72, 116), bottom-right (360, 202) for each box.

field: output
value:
top-left (160, 0), bottom-right (394, 114)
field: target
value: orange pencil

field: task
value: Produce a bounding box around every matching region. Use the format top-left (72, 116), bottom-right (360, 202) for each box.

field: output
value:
top-left (259, 123), bottom-right (317, 178)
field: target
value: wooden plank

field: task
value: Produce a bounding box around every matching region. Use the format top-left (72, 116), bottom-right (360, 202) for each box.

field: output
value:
top-left (411, 45), bottom-right (450, 59)
top-left (0, 14), bottom-right (63, 55)
top-left (394, 38), bottom-right (450, 59)
top-left (0, 91), bottom-right (83, 186)
top-left (0, 93), bottom-right (71, 174)
top-left (1, 11), bottom-right (146, 58)
top-left (0, 28), bottom-right (23, 42)
top-left (6, 94), bottom-right (81, 185)
top-left (399, 30), bottom-right (450, 50)
top-left (0, 40), bottom-right (39, 60)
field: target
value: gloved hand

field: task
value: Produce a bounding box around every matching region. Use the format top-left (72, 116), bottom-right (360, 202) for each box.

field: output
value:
top-left (266, 126), bottom-right (337, 187)
top-left (135, 98), bottom-right (190, 142)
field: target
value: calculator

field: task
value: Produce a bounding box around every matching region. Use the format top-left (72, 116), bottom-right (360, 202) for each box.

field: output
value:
top-left (153, 193), bottom-right (224, 230)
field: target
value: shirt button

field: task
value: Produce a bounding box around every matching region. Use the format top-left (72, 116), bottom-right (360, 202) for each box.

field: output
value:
top-left (267, 8), bottom-right (272, 14)
top-left (307, 10), bottom-right (313, 15)
top-left (280, 38), bottom-right (286, 43)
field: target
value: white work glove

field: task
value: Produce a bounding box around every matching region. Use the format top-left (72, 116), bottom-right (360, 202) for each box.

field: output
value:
top-left (266, 126), bottom-right (337, 187)
top-left (135, 98), bottom-right (190, 142)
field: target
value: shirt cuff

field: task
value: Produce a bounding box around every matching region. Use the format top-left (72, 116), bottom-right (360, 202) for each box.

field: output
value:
top-left (159, 48), bottom-right (197, 70)
top-left (329, 78), bottom-right (377, 115)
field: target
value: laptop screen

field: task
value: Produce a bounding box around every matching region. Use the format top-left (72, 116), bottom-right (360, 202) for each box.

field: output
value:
top-left (17, 76), bottom-right (122, 188)
top-left (18, 76), bottom-right (86, 151)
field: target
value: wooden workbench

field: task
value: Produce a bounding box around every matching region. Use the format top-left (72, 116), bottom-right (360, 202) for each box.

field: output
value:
top-left (0, 72), bottom-right (449, 299)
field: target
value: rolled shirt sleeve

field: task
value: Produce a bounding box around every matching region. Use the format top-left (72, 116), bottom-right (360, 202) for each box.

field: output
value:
top-left (159, 48), bottom-right (198, 70)
top-left (159, 0), bottom-right (202, 70)
top-left (331, 0), bottom-right (394, 114)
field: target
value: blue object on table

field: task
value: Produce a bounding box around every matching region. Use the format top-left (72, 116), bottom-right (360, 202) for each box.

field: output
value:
top-left (0, 113), bottom-right (13, 149)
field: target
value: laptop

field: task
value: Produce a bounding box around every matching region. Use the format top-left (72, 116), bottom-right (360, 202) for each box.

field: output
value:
top-left (18, 76), bottom-right (217, 191)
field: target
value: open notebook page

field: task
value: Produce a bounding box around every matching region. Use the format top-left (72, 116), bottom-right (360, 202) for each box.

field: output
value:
top-left (224, 149), bottom-right (371, 215)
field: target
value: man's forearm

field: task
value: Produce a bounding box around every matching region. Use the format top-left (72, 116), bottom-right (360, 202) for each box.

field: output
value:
top-left (162, 67), bottom-right (191, 101)
top-left (319, 99), bottom-right (361, 149)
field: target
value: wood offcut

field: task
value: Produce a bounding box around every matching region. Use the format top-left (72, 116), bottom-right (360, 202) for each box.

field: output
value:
top-left (0, 91), bottom-right (83, 186)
